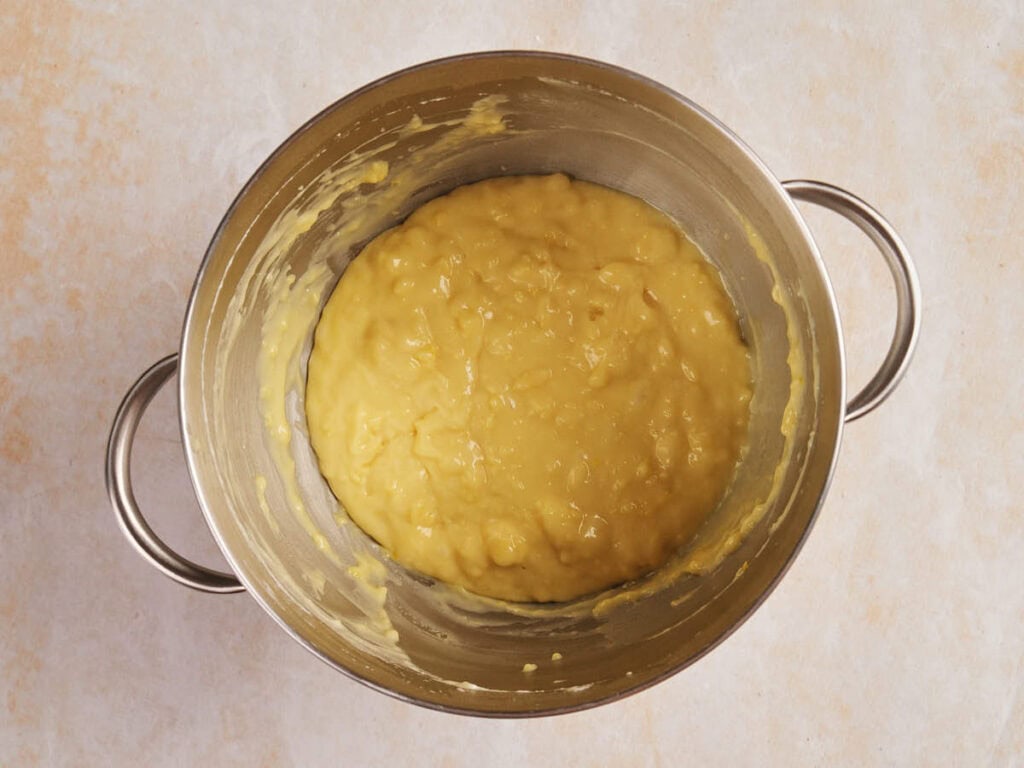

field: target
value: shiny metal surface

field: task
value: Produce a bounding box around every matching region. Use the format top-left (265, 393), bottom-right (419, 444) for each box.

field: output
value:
top-left (782, 180), bottom-right (921, 422)
top-left (106, 354), bottom-right (244, 593)
top-left (109, 52), bottom-right (918, 715)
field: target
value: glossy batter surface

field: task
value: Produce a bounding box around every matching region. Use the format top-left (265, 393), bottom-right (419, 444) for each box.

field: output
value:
top-left (306, 174), bottom-right (751, 602)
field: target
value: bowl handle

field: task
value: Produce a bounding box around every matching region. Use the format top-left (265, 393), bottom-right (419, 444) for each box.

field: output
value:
top-left (105, 354), bottom-right (245, 593)
top-left (783, 180), bottom-right (921, 423)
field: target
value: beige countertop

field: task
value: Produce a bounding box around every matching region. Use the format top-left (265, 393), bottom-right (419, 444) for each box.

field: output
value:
top-left (2, 2), bottom-right (1022, 765)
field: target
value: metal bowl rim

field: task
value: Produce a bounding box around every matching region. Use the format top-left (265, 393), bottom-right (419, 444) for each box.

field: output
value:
top-left (176, 49), bottom-right (847, 717)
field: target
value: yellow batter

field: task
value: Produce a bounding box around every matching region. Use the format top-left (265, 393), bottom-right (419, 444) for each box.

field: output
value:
top-left (306, 174), bottom-right (752, 602)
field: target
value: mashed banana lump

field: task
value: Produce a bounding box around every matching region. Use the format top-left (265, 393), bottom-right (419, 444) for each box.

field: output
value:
top-left (306, 174), bottom-right (751, 602)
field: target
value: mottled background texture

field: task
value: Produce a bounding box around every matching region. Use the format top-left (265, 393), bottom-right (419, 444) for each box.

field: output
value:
top-left (2, 2), bottom-right (1022, 766)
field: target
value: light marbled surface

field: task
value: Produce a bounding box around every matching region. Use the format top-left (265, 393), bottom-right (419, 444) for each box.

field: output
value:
top-left (2, 2), bottom-right (1021, 765)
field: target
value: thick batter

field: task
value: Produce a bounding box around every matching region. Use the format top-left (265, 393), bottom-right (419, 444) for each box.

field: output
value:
top-left (306, 174), bottom-right (751, 602)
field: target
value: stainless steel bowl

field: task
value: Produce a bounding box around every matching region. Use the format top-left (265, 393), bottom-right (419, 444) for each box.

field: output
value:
top-left (106, 52), bottom-right (919, 716)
